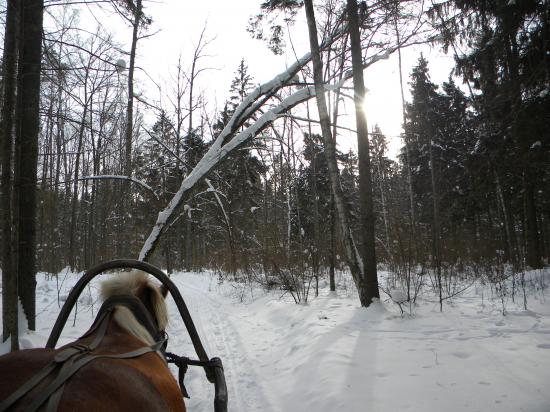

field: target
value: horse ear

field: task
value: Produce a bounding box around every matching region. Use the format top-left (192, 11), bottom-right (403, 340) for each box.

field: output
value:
top-left (141, 283), bottom-right (168, 330)
top-left (160, 284), bottom-right (168, 298)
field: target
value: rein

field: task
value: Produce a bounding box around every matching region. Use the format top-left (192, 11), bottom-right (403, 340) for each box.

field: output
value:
top-left (165, 353), bottom-right (224, 399)
top-left (0, 300), bottom-right (167, 412)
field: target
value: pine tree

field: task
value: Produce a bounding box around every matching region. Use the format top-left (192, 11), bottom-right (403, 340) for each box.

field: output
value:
top-left (436, 0), bottom-right (549, 268)
top-left (404, 55), bottom-right (447, 309)
top-left (210, 60), bottom-right (265, 275)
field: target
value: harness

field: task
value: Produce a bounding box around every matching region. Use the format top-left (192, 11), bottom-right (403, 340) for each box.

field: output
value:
top-left (0, 296), bottom-right (167, 412)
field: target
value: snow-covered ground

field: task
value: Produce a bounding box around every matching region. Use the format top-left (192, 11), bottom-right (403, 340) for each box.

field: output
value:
top-left (2, 268), bottom-right (550, 412)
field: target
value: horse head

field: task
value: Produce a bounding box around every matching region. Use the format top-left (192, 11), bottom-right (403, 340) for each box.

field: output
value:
top-left (100, 271), bottom-right (169, 346)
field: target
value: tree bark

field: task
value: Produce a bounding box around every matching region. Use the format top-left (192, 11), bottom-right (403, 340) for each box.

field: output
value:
top-left (346, 0), bottom-right (379, 305)
top-left (16, 0), bottom-right (44, 331)
top-left (1, 0), bottom-right (20, 349)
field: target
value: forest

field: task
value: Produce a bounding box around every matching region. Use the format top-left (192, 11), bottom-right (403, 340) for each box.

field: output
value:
top-left (1, 0), bottom-right (549, 347)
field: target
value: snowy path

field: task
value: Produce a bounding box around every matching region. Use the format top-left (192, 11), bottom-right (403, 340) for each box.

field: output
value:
top-left (167, 276), bottom-right (275, 412)
top-left (165, 272), bottom-right (550, 412)
top-left (2, 269), bottom-right (550, 412)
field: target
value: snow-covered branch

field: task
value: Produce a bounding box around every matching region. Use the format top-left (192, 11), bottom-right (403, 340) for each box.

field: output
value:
top-left (138, 24), bottom-right (425, 262)
top-left (139, 85), bottom-right (316, 261)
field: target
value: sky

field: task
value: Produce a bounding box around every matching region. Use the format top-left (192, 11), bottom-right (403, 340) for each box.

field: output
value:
top-left (65, 0), bottom-right (456, 159)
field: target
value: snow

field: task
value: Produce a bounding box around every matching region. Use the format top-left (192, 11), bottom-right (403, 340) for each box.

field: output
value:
top-left (2, 268), bottom-right (550, 411)
top-left (389, 289), bottom-right (408, 304)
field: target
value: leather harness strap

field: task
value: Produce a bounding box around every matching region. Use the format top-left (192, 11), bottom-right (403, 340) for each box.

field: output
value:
top-left (28, 341), bottom-right (165, 412)
top-left (0, 300), bottom-right (166, 412)
top-left (0, 310), bottom-right (111, 412)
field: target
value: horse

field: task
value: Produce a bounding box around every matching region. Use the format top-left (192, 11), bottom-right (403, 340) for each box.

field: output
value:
top-left (0, 271), bottom-right (186, 412)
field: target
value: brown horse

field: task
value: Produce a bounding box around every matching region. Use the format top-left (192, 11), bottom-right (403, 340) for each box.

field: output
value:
top-left (0, 272), bottom-right (186, 411)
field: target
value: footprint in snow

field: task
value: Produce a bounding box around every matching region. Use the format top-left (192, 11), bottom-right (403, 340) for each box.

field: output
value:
top-left (537, 343), bottom-right (550, 349)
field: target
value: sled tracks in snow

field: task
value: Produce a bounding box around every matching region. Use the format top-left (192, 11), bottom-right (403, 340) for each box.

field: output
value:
top-left (170, 280), bottom-right (274, 412)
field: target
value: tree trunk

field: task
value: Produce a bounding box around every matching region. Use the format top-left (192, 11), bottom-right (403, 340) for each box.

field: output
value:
top-left (16, 0), bottom-right (44, 331)
top-left (1, 0), bottom-right (20, 349)
top-left (120, 0), bottom-right (142, 260)
top-left (304, 0), bottom-right (368, 305)
top-left (524, 171), bottom-right (542, 268)
top-left (68, 79), bottom-right (89, 270)
top-left (428, 138), bottom-right (443, 311)
top-left (494, 169), bottom-right (519, 267)
top-left (124, 0), bottom-right (141, 177)
top-left (328, 45), bottom-right (348, 293)
top-left (395, 5), bottom-right (417, 299)
top-left (347, 0), bottom-right (379, 305)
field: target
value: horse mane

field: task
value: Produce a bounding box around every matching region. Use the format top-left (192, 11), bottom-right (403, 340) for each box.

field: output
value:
top-left (100, 271), bottom-right (168, 345)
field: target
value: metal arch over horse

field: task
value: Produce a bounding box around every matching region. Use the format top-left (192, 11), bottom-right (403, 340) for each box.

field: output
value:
top-left (0, 259), bottom-right (228, 412)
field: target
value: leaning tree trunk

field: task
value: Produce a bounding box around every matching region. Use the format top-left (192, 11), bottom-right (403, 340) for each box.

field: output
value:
top-left (346, 0), bottom-right (379, 305)
top-left (1, 0), bottom-right (20, 350)
top-left (16, 0), bottom-right (44, 331)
